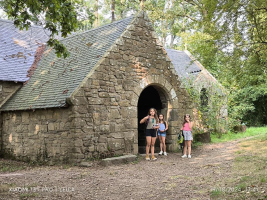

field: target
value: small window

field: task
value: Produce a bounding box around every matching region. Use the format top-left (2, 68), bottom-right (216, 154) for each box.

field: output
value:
top-left (200, 88), bottom-right (208, 109)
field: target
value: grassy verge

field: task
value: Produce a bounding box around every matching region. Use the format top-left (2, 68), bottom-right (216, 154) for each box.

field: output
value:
top-left (0, 159), bottom-right (30, 172)
top-left (211, 127), bottom-right (267, 143)
top-left (210, 131), bottom-right (267, 200)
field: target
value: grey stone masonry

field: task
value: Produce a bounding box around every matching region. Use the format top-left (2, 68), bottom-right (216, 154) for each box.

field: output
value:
top-left (1, 107), bottom-right (74, 163)
top-left (0, 11), bottom-right (199, 164)
top-left (0, 81), bottom-right (22, 150)
top-left (68, 11), bottom-right (193, 162)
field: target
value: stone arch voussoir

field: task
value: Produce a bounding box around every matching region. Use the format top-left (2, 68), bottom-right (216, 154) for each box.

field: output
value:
top-left (134, 75), bottom-right (180, 152)
top-left (132, 75), bottom-right (178, 104)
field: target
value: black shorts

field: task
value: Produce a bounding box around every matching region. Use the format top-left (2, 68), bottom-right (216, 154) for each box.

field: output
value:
top-left (146, 129), bottom-right (156, 137)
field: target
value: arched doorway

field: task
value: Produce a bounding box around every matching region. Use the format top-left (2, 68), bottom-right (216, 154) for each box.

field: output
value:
top-left (137, 85), bottom-right (169, 154)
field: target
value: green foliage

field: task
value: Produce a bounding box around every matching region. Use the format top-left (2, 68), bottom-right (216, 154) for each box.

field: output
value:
top-left (173, 0), bottom-right (267, 128)
top-left (76, 0), bottom-right (95, 31)
top-left (210, 126), bottom-right (267, 143)
top-left (145, 0), bottom-right (199, 48)
top-left (0, 0), bottom-right (83, 58)
top-left (182, 76), bottom-right (227, 133)
top-left (102, 0), bottom-right (139, 21)
top-left (228, 85), bottom-right (267, 126)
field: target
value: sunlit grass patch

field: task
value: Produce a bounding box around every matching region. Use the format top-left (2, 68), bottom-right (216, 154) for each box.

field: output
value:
top-left (211, 127), bottom-right (267, 143)
top-left (164, 183), bottom-right (177, 190)
top-left (234, 155), bottom-right (252, 162)
top-left (208, 132), bottom-right (267, 199)
top-left (235, 150), bottom-right (245, 154)
top-left (236, 183), bottom-right (246, 191)
top-left (210, 189), bottom-right (223, 198)
top-left (240, 176), bottom-right (253, 182)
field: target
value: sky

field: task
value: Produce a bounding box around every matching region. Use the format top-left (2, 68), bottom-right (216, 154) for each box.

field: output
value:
top-left (0, 9), bottom-right (8, 19)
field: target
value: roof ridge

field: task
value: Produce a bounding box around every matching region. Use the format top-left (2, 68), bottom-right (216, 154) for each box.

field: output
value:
top-left (165, 48), bottom-right (184, 53)
top-left (59, 15), bottom-right (134, 42)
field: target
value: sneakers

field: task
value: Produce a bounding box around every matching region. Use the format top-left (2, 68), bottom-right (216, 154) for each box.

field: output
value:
top-left (158, 151), bottom-right (163, 155)
top-left (181, 154), bottom-right (192, 158)
top-left (164, 152), bottom-right (167, 156)
top-left (151, 156), bottom-right (157, 160)
top-left (146, 155), bottom-right (150, 161)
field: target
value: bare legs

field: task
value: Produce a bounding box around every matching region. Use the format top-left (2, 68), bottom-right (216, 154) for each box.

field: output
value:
top-left (146, 136), bottom-right (157, 157)
top-left (151, 137), bottom-right (156, 156)
top-left (188, 140), bottom-right (191, 155)
top-left (159, 136), bottom-right (163, 152)
top-left (183, 140), bottom-right (192, 155)
top-left (146, 136), bottom-right (151, 156)
top-left (159, 136), bottom-right (166, 152)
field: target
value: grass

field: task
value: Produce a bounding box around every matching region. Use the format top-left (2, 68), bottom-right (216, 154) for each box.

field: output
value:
top-left (211, 126), bottom-right (267, 143)
top-left (0, 183), bottom-right (17, 193)
top-left (209, 129), bottom-right (267, 200)
top-left (0, 159), bottom-right (29, 172)
top-left (19, 193), bottom-right (38, 199)
top-left (210, 189), bottom-right (223, 198)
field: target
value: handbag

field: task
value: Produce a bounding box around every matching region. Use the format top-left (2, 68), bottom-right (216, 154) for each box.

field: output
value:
top-left (177, 130), bottom-right (184, 144)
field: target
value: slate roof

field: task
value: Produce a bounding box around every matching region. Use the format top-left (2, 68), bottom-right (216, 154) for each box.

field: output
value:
top-left (1, 16), bottom-right (134, 111)
top-left (165, 49), bottom-right (202, 79)
top-left (0, 19), bottom-right (50, 82)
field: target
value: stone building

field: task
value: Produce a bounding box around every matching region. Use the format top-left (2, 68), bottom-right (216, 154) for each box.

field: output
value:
top-left (0, 11), bottom-right (226, 163)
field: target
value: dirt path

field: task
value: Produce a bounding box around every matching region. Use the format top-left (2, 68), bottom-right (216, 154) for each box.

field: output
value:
top-left (0, 140), bottom-right (242, 200)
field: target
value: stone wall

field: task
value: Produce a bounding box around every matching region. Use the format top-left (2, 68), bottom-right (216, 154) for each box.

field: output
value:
top-left (0, 81), bottom-right (22, 151)
top-left (0, 81), bottom-right (22, 107)
top-left (1, 107), bottom-right (74, 163)
top-left (68, 12), bottom-right (193, 162)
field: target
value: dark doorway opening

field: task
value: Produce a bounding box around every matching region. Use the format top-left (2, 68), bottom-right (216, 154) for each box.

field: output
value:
top-left (137, 86), bottom-right (163, 154)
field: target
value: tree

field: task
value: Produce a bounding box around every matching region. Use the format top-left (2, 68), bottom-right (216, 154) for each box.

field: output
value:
top-left (186, 0), bottom-right (267, 126)
top-left (145, 0), bottom-right (198, 48)
top-left (102, 0), bottom-right (139, 23)
top-left (0, 0), bottom-right (85, 58)
top-left (76, 0), bottom-right (95, 31)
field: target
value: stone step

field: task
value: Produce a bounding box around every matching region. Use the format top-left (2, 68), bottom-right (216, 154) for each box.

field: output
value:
top-left (80, 162), bottom-right (93, 167)
top-left (100, 155), bottom-right (137, 167)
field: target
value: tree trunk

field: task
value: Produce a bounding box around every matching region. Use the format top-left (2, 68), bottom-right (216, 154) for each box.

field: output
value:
top-left (94, 0), bottom-right (99, 27)
top-left (111, 0), bottom-right (115, 22)
top-left (120, 0), bottom-right (124, 19)
top-left (170, 35), bottom-right (176, 48)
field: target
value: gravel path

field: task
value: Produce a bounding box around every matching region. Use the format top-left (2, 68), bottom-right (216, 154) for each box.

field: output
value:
top-left (0, 141), bottom-right (238, 200)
